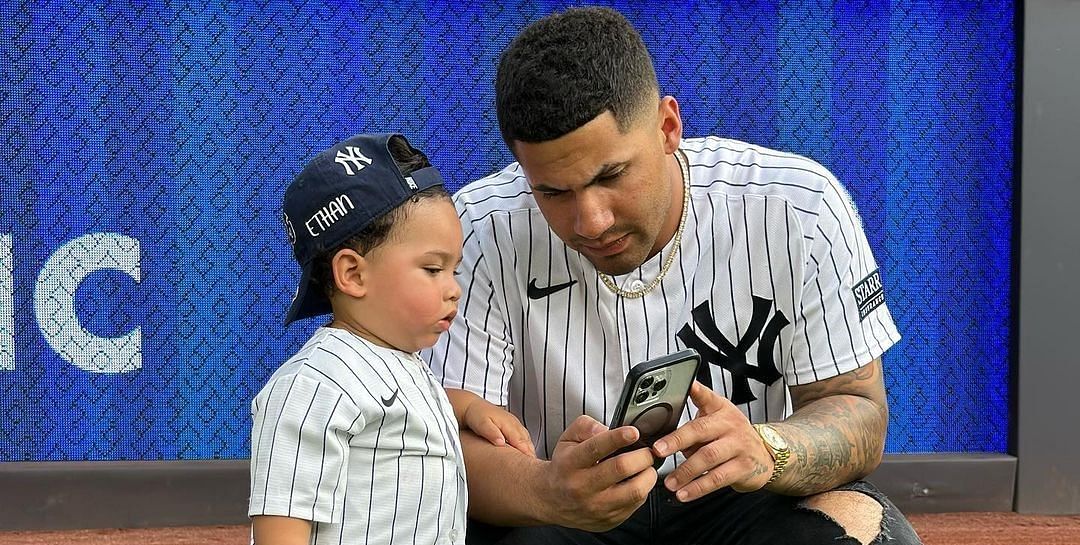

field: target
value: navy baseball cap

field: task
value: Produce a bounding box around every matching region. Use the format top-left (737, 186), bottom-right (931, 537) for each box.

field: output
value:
top-left (282, 133), bottom-right (445, 324)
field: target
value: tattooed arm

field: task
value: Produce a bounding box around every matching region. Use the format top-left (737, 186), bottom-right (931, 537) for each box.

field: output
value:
top-left (768, 358), bottom-right (889, 495)
top-left (655, 359), bottom-right (888, 501)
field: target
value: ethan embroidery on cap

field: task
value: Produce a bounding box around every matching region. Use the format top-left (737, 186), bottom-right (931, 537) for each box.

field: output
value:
top-left (305, 194), bottom-right (355, 237)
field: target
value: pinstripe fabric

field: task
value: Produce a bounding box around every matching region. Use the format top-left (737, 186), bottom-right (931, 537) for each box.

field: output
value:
top-left (425, 137), bottom-right (900, 473)
top-left (251, 327), bottom-right (467, 545)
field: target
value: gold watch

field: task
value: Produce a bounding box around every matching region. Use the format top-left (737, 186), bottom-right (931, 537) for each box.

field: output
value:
top-left (753, 423), bottom-right (790, 485)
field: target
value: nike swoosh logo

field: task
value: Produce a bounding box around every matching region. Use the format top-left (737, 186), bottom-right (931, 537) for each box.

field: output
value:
top-left (527, 278), bottom-right (578, 299)
top-left (381, 389), bottom-right (399, 407)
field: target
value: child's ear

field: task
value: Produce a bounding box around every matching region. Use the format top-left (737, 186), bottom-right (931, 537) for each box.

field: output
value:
top-left (332, 248), bottom-right (368, 298)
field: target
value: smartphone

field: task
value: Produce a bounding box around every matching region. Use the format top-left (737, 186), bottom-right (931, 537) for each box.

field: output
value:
top-left (606, 349), bottom-right (701, 468)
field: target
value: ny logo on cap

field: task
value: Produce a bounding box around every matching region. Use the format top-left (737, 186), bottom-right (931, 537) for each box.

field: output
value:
top-left (334, 146), bottom-right (373, 175)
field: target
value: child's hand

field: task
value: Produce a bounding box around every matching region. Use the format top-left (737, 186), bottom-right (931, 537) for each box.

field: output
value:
top-left (462, 400), bottom-right (536, 457)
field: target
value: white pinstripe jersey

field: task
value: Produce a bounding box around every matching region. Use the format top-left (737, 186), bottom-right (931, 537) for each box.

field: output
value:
top-left (424, 137), bottom-right (901, 472)
top-left (251, 327), bottom-right (467, 545)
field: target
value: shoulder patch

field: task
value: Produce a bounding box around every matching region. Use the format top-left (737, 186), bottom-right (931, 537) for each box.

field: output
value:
top-left (853, 270), bottom-right (885, 321)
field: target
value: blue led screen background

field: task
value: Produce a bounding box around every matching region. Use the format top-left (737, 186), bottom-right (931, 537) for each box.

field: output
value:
top-left (0, 1), bottom-right (1014, 461)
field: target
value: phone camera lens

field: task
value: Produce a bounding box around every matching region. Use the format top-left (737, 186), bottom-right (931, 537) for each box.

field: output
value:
top-left (639, 376), bottom-right (654, 389)
top-left (634, 391), bottom-right (649, 404)
top-left (652, 378), bottom-right (667, 392)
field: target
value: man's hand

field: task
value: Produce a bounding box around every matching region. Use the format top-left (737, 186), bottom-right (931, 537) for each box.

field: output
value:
top-left (653, 361), bottom-right (889, 501)
top-left (652, 382), bottom-right (773, 502)
top-left (537, 415), bottom-right (658, 531)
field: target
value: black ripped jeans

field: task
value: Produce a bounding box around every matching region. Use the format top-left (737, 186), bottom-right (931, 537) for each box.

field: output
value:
top-left (467, 480), bottom-right (922, 545)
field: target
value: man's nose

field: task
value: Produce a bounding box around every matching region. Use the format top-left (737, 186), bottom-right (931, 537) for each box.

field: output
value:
top-left (574, 191), bottom-right (614, 240)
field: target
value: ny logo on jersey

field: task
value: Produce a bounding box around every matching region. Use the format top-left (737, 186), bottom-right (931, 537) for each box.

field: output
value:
top-left (334, 146), bottom-right (373, 175)
top-left (676, 297), bottom-right (789, 405)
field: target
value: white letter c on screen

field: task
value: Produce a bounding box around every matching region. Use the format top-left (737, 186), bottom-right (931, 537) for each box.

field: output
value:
top-left (34, 233), bottom-right (142, 373)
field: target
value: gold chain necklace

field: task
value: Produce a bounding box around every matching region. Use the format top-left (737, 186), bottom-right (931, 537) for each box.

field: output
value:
top-left (599, 149), bottom-right (690, 299)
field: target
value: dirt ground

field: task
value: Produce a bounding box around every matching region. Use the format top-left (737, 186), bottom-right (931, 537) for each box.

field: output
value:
top-left (2, 512), bottom-right (1080, 544)
top-left (907, 512), bottom-right (1080, 545)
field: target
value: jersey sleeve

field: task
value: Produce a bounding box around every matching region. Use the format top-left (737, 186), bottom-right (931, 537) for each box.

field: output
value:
top-left (248, 373), bottom-right (363, 523)
top-left (786, 175), bottom-right (902, 385)
top-left (424, 198), bottom-right (515, 406)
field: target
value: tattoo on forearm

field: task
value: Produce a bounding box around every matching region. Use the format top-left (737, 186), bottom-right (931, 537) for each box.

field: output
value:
top-left (777, 361), bottom-right (888, 495)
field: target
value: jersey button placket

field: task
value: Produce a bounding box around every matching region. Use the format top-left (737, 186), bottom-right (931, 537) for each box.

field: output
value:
top-left (628, 279), bottom-right (646, 292)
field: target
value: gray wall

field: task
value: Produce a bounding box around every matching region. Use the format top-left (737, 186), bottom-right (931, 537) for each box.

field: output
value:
top-left (1017, 0), bottom-right (1080, 514)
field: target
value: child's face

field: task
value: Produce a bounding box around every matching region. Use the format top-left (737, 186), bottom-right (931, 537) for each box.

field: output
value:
top-left (353, 197), bottom-right (463, 353)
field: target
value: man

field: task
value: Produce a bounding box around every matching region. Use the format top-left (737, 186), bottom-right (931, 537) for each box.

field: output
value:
top-left (426, 6), bottom-right (921, 545)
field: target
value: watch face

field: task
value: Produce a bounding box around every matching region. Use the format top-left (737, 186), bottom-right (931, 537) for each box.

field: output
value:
top-left (760, 425), bottom-right (789, 450)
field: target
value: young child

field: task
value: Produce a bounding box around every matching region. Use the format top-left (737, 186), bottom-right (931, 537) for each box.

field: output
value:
top-left (249, 133), bottom-right (533, 545)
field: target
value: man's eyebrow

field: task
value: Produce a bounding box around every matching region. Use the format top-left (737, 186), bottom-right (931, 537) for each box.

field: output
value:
top-left (531, 161), bottom-right (628, 192)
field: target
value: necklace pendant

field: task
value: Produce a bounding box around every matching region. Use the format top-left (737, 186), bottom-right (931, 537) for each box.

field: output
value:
top-left (599, 149), bottom-right (690, 299)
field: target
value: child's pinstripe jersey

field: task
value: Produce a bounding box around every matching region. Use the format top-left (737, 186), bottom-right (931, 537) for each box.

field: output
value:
top-left (251, 327), bottom-right (467, 545)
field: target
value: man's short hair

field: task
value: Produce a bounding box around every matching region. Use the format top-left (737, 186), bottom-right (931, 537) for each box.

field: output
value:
top-left (495, 6), bottom-right (660, 147)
